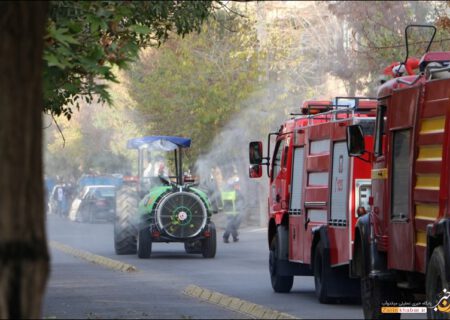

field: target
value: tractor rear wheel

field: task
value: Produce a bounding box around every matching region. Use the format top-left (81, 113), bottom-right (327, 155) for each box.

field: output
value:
top-left (201, 222), bottom-right (216, 258)
top-left (114, 185), bottom-right (138, 255)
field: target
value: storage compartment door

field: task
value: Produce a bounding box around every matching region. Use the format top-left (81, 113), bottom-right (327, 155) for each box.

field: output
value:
top-left (289, 147), bottom-right (304, 261)
top-left (330, 142), bottom-right (349, 224)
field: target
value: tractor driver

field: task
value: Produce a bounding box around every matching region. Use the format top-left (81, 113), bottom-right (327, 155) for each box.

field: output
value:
top-left (143, 155), bottom-right (170, 187)
top-left (153, 155), bottom-right (169, 177)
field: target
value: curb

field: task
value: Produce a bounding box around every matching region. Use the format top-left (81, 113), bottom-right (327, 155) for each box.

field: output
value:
top-left (183, 285), bottom-right (299, 319)
top-left (49, 241), bottom-right (137, 273)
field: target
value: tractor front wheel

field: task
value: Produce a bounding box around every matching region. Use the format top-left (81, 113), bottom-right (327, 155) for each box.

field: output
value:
top-left (185, 240), bottom-right (202, 254)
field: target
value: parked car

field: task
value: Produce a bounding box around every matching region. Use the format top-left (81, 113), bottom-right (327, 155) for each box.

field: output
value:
top-left (69, 185), bottom-right (116, 223)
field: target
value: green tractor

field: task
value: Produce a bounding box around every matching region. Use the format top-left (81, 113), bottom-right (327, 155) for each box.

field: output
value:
top-left (114, 136), bottom-right (217, 258)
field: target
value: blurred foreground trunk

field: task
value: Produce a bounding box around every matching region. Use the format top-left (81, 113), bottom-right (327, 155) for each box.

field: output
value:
top-left (0, 2), bottom-right (49, 318)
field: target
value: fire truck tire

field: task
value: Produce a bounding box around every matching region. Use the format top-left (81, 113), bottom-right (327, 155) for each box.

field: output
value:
top-left (313, 241), bottom-right (334, 303)
top-left (201, 222), bottom-right (217, 258)
top-left (361, 277), bottom-right (400, 320)
top-left (426, 246), bottom-right (449, 319)
top-left (114, 186), bottom-right (138, 255)
top-left (137, 227), bottom-right (152, 259)
top-left (269, 229), bottom-right (293, 293)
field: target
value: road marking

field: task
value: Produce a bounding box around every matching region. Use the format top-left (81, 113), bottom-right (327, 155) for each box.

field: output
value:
top-left (183, 285), bottom-right (299, 319)
top-left (49, 241), bottom-right (137, 273)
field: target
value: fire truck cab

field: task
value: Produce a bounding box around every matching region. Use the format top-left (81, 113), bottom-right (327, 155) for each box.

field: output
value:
top-left (250, 97), bottom-right (376, 303)
top-left (346, 25), bottom-right (450, 319)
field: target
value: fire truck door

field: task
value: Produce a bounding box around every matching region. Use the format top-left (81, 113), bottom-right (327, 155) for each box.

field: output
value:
top-left (388, 128), bottom-right (414, 270)
top-left (371, 105), bottom-right (389, 255)
top-left (269, 139), bottom-right (288, 215)
top-left (387, 87), bottom-right (422, 271)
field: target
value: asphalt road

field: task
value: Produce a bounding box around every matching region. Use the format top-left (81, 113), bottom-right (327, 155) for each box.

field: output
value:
top-left (43, 214), bottom-right (422, 319)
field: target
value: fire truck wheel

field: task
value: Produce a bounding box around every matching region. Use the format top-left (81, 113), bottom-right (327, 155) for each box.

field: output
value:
top-left (137, 227), bottom-right (152, 259)
top-left (361, 277), bottom-right (400, 320)
top-left (426, 246), bottom-right (449, 319)
top-left (313, 241), bottom-right (333, 303)
top-left (269, 231), bottom-right (293, 293)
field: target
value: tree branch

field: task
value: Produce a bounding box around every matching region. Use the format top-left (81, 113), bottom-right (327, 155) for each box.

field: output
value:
top-left (51, 114), bottom-right (66, 148)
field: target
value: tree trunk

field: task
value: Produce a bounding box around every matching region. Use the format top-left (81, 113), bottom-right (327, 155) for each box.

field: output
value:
top-left (0, 2), bottom-right (49, 318)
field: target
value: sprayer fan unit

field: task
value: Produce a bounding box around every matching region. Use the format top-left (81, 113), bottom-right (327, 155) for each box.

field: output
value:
top-left (156, 191), bottom-right (207, 238)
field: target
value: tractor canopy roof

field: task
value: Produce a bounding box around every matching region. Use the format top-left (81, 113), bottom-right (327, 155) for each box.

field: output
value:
top-left (127, 136), bottom-right (191, 151)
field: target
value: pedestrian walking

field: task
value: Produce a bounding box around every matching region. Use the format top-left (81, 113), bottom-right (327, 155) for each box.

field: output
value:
top-left (221, 175), bottom-right (243, 243)
top-left (54, 185), bottom-right (66, 217)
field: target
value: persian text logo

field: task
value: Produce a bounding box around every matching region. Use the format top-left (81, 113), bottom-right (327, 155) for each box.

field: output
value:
top-left (381, 301), bottom-right (428, 314)
top-left (432, 288), bottom-right (450, 313)
top-left (381, 307), bottom-right (426, 314)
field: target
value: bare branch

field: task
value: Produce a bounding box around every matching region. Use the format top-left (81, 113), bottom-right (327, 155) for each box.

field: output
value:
top-left (219, 1), bottom-right (248, 19)
top-left (51, 114), bottom-right (66, 148)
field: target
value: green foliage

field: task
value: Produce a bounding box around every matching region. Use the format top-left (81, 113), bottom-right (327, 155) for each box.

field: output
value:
top-left (44, 1), bottom-right (215, 118)
top-left (125, 11), bottom-right (263, 165)
top-left (50, 2), bottom-right (450, 181)
top-left (44, 69), bottom-right (144, 179)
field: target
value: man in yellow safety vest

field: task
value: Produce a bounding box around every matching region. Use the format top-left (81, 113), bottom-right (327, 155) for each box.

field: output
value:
top-left (221, 176), bottom-right (243, 243)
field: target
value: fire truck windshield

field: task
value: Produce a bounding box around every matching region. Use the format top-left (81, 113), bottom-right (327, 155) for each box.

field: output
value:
top-left (271, 139), bottom-right (285, 180)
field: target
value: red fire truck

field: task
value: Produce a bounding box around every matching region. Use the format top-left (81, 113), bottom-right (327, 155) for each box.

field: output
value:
top-left (346, 25), bottom-right (450, 319)
top-left (249, 97), bottom-right (377, 303)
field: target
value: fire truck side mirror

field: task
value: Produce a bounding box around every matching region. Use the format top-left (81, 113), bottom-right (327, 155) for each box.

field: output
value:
top-left (249, 164), bottom-right (263, 178)
top-left (346, 125), bottom-right (365, 156)
top-left (249, 141), bottom-right (263, 165)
